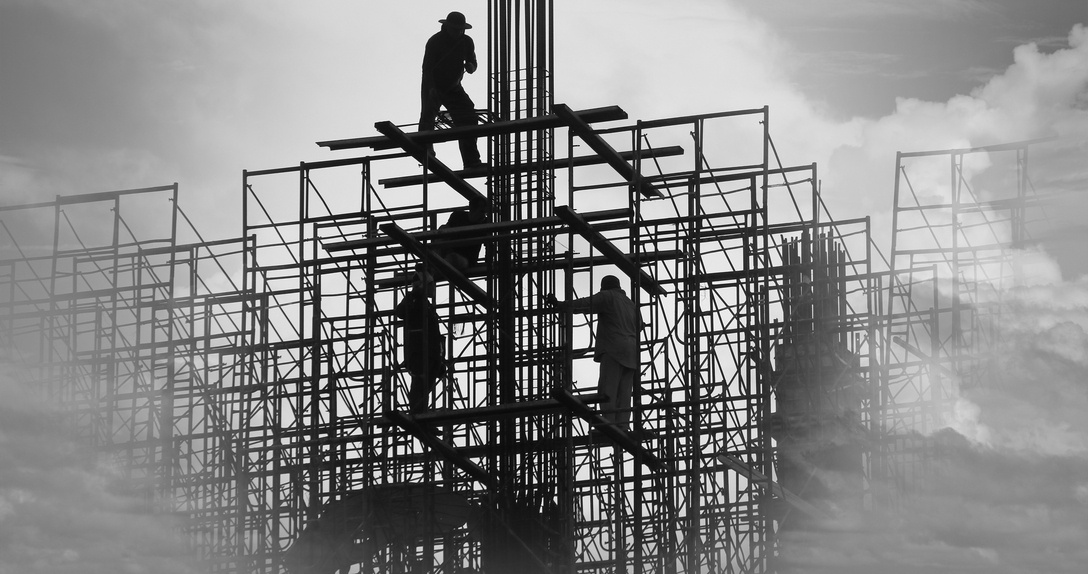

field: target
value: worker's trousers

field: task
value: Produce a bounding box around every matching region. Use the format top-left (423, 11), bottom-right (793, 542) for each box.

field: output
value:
top-left (418, 82), bottom-right (482, 167)
top-left (598, 356), bottom-right (635, 430)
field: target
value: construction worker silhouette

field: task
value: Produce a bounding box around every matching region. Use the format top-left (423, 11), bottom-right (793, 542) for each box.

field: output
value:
top-left (434, 199), bottom-right (488, 274)
top-left (419, 11), bottom-right (485, 170)
top-left (395, 271), bottom-right (445, 413)
top-left (549, 275), bottom-right (642, 431)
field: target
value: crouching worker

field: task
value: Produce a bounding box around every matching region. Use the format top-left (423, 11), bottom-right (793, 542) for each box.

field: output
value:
top-left (548, 275), bottom-right (642, 431)
top-left (435, 198), bottom-right (488, 275)
top-left (395, 271), bottom-right (446, 413)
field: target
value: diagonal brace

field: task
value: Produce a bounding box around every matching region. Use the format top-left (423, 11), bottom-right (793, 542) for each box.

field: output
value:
top-left (386, 411), bottom-right (497, 489)
top-left (374, 121), bottom-right (488, 206)
top-left (554, 205), bottom-right (665, 297)
top-left (553, 103), bottom-right (662, 198)
top-left (552, 388), bottom-right (669, 472)
top-left (717, 454), bottom-right (830, 521)
top-left (381, 222), bottom-right (496, 309)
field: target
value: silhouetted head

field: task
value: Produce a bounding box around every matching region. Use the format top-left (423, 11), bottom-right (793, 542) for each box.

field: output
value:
top-left (445, 209), bottom-right (471, 227)
top-left (412, 270), bottom-right (436, 297)
top-left (440, 11), bottom-right (472, 35)
top-left (468, 198), bottom-right (489, 222)
top-left (601, 275), bottom-right (621, 291)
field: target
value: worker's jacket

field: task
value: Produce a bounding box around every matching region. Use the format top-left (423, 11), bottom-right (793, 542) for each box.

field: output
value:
top-left (421, 31), bottom-right (477, 91)
top-left (566, 288), bottom-right (641, 369)
top-left (395, 287), bottom-right (444, 367)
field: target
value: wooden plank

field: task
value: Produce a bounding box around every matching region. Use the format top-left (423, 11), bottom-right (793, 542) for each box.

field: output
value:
top-left (385, 411), bottom-right (497, 489)
top-left (378, 146), bottom-right (686, 189)
top-left (411, 393), bottom-right (606, 426)
top-left (324, 208), bottom-right (631, 253)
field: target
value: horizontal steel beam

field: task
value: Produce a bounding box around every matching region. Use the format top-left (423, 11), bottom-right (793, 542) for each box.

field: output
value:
top-left (378, 146), bottom-right (685, 189)
top-left (318, 106), bottom-right (629, 151)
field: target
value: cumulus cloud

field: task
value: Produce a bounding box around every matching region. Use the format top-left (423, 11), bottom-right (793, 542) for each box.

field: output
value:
top-left (772, 25), bottom-right (1088, 571)
top-left (818, 25), bottom-right (1088, 258)
top-left (557, 8), bottom-right (1087, 267)
top-left (777, 241), bottom-right (1088, 572)
top-left (0, 363), bottom-right (200, 574)
top-left (779, 273), bottom-right (1088, 573)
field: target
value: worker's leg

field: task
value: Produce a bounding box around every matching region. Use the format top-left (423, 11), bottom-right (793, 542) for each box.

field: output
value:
top-left (408, 369), bottom-right (428, 413)
top-left (598, 357), bottom-right (626, 429)
top-left (441, 85), bottom-right (482, 167)
top-left (613, 365), bottom-right (635, 430)
top-left (417, 84), bottom-right (442, 161)
top-left (418, 83), bottom-right (440, 132)
top-left (409, 363), bottom-right (443, 413)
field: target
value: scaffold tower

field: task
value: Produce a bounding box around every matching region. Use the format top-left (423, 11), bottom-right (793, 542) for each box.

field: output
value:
top-left (7, 2), bottom-right (1019, 573)
top-left (227, 2), bottom-right (886, 572)
top-left (876, 138), bottom-right (1058, 504)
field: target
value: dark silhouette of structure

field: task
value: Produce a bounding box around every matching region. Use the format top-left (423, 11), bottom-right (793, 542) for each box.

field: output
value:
top-left (0, 1), bottom-right (1060, 573)
top-left (419, 10), bottom-right (484, 170)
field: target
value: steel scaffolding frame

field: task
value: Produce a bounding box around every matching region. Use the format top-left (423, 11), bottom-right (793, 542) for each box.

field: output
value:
top-left (0, 186), bottom-right (253, 568)
top-left (877, 139), bottom-right (1054, 504)
top-left (234, 89), bottom-right (882, 572)
top-left (0, 3), bottom-right (900, 573)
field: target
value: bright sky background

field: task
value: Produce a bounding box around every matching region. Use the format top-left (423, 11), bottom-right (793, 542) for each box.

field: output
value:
top-left (1, 1), bottom-right (1087, 573)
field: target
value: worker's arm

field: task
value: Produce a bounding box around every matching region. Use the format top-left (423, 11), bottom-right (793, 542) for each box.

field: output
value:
top-left (565, 294), bottom-right (600, 314)
top-left (545, 293), bottom-right (596, 313)
top-left (464, 36), bottom-right (478, 74)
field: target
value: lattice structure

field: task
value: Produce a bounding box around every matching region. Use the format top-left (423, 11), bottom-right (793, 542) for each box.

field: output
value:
top-left (877, 139), bottom-right (1054, 503)
top-left (0, 3), bottom-right (898, 573)
top-left (238, 81), bottom-right (881, 574)
top-left (0, 186), bottom-right (252, 567)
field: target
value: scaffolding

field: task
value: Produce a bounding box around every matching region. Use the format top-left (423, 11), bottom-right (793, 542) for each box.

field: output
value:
top-left (0, 136), bottom-right (1059, 574)
top-left (876, 138), bottom-right (1057, 504)
top-left (0, 2), bottom-right (954, 573)
top-left (0, 185), bottom-right (253, 565)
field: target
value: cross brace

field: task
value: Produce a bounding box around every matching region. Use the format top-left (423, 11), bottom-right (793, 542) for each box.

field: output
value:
top-left (380, 222), bottom-right (496, 309)
top-left (552, 388), bottom-right (670, 472)
top-left (373, 121), bottom-right (488, 206)
top-left (554, 205), bottom-right (666, 297)
top-left (385, 411), bottom-right (498, 490)
top-left (554, 103), bottom-right (662, 198)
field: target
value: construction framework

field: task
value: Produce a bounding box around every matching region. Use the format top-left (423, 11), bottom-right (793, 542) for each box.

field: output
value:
top-left (875, 139), bottom-right (1058, 504)
top-left (3, 2), bottom-right (1062, 574)
top-left (0, 185), bottom-right (252, 565)
top-left (240, 105), bottom-right (882, 574)
top-left (224, 0), bottom-right (882, 568)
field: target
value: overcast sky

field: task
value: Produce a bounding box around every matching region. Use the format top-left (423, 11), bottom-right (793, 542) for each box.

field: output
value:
top-left (1, 1), bottom-right (1087, 573)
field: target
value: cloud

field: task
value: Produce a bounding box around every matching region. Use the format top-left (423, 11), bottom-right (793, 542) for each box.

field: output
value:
top-left (811, 25), bottom-right (1088, 258)
top-left (0, 363), bottom-right (201, 574)
top-left (767, 22), bottom-right (1088, 562)
top-left (751, 0), bottom-right (997, 21)
top-left (778, 265), bottom-right (1088, 573)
